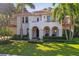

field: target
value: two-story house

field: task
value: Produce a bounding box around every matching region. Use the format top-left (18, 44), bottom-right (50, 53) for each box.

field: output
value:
top-left (15, 8), bottom-right (62, 41)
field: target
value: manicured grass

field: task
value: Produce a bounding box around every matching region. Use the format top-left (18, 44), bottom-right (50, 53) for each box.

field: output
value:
top-left (0, 38), bottom-right (79, 56)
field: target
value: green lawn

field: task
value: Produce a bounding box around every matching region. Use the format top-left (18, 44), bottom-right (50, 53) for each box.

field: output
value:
top-left (0, 38), bottom-right (79, 56)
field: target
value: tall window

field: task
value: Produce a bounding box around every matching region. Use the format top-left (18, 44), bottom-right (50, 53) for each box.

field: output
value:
top-left (25, 17), bottom-right (28, 23)
top-left (47, 16), bottom-right (50, 22)
top-left (37, 18), bottom-right (39, 22)
top-left (22, 17), bottom-right (24, 23)
top-left (44, 16), bottom-right (45, 19)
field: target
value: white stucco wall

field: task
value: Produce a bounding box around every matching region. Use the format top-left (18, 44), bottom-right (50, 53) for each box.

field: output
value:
top-left (29, 21), bottom-right (62, 40)
top-left (16, 15), bottom-right (62, 40)
top-left (22, 23), bottom-right (29, 35)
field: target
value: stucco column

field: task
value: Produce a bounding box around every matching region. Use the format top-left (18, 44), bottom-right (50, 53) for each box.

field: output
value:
top-left (29, 29), bottom-right (32, 40)
top-left (59, 28), bottom-right (62, 37)
top-left (50, 30), bottom-right (52, 36)
top-left (39, 29), bottom-right (43, 40)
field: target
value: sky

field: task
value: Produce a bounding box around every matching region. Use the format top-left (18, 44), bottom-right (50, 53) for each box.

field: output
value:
top-left (26, 3), bottom-right (53, 12)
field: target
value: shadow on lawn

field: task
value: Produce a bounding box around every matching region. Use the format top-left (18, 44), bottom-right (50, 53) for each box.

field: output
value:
top-left (33, 42), bottom-right (79, 56)
top-left (0, 40), bottom-right (79, 56)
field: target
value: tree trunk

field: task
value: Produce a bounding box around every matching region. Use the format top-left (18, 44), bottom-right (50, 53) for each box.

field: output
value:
top-left (70, 15), bottom-right (75, 40)
top-left (20, 22), bottom-right (23, 39)
top-left (65, 29), bottom-right (68, 40)
top-left (69, 29), bottom-right (72, 40)
top-left (71, 27), bottom-right (74, 40)
top-left (20, 10), bottom-right (24, 40)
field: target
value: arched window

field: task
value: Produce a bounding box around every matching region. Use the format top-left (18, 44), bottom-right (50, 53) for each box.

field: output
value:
top-left (43, 26), bottom-right (50, 36)
top-left (52, 26), bottom-right (59, 36)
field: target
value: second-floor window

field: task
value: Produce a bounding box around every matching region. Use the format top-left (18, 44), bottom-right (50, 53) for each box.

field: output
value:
top-left (44, 16), bottom-right (45, 19)
top-left (22, 17), bottom-right (24, 23)
top-left (37, 18), bottom-right (39, 22)
top-left (25, 17), bottom-right (28, 23)
top-left (47, 16), bottom-right (50, 22)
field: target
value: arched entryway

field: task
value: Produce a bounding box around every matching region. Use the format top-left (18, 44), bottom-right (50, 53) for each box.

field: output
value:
top-left (32, 26), bottom-right (39, 39)
top-left (52, 26), bottom-right (59, 36)
top-left (43, 26), bottom-right (50, 36)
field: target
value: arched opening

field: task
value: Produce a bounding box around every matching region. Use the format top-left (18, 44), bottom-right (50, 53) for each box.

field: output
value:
top-left (32, 26), bottom-right (39, 39)
top-left (52, 26), bottom-right (59, 36)
top-left (43, 26), bottom-right (50, 36)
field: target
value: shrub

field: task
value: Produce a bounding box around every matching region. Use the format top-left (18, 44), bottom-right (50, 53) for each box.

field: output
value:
top-left (43, 36), bottom-right (66, 39)
top-left (0, 40), bottom-right (12, 44)
top-left (0, 27), bottom-right (13, 36)
top-left (28, 40), bottom-right (43, 43)
top-left (74, 26), bottom-right (79, 37)
top-left (43, 36), bottom-right (66, 42)
top-left (11, 35), bottom-right (29, 40)
top-left (11, 35), bottom-right (20, 40)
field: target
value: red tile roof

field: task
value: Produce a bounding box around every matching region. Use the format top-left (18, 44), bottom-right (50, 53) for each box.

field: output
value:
top-left (16, 9), bottom-right (51, 16)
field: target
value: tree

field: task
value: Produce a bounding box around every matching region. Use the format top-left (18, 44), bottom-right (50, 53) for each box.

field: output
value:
top-left (0, 3), bottom-right (15, 28)
top-left (14, 3), bottom-right (35, 39)
top-left (0, 3), bottom-right (35, 40)
top-left (52, 3), bottom-right (79, 40)
top-left (0, 3), bottom-right (15, 40)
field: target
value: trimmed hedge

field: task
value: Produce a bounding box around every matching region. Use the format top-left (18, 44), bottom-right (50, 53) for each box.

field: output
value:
top-left (28, 40), bottom-right (43, 43)
top-left (11, 35), bottom-right (29, 40)
top-left (43, 36), bottom-right (66, 42)
top-left (43, 36), bottom-right (78, 43)
top-left (0, 40), bottom-right (12, 44)
top-left (43, 36), bottom-right (66, 39)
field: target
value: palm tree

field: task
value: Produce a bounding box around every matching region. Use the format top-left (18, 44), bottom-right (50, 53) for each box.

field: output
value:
top-left (15, 3), bottom-right (35, 13)
top-left (52, 3), bottom-right (79, 40)
top-left (14, 3), bottom-right (35, 39)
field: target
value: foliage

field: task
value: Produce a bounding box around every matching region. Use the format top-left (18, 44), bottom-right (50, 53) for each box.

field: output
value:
top-left (43, 36), bottom-right (66, 42)
top-left (52, 3), bottom-right (79, 40)
top-left (73, 26), bottom-right (79, 37)
top-left (52, 3), bottom-right (79, 21)
top-left (28, 40), bottom-right (43, 43)
top-left (74, 26), bottom-right (79, 33)
top-left (0, 28), bottom-right (13, 36)
top-left (15, 3), bottom-right (35, 13)
top-left (0, 38), bottom-right (79, 56)
top-left (11, 35), bottom-right (28, 40)
top-left (0, 40), bottom-right (12, 45)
